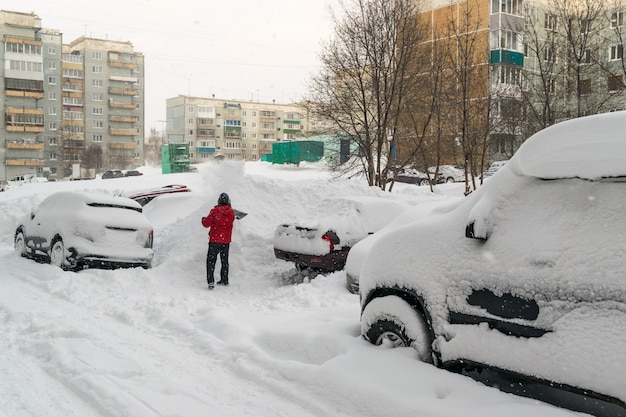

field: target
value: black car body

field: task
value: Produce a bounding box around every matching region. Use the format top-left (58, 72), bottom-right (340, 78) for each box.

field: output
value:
top-left (102, 169), bottom-right (124, 179)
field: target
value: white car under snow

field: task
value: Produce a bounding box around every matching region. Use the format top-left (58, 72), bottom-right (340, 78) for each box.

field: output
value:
top-left (359, 111), bottom-right (626, 416)
top-left (14, 191), bottom-right (154, 271)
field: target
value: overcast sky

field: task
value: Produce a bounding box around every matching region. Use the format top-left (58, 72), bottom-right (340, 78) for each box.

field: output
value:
top-left (6, 0), bottom-right (337, 131)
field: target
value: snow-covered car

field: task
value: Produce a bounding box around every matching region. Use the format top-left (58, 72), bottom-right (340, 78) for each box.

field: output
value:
top-left (124, 169), bottom-right (143, 177)
top-left (388, 166), bottom-right (443, 186)
top-left (122, 184), bottom-right (191, 206)
top-left (0, 180), bottom-right (8, 192)
top-left (14, 191), bottom-right (154, 271)
top-left (274, 196), bottom-right (412, 275)
top-left (359, 111), bottom-right (626, 416)
top-left (345, 199), bottom-right (458, 294)
top-left (482, 160), bottom-right (508, 178)
top-left (428, 165), bottom-right (465, 183)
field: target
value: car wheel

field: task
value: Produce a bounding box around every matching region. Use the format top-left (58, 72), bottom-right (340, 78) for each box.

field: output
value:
top-left (49, 237), bottom-right (66, 269)
top-left (14, 230), bottom-right (26, 257)
top-left (446, 177), bottom-right (455, 183)
top-left (419, 178), bottom-right (430, 186)
top-left (361, 295), bottom-right (433, 362)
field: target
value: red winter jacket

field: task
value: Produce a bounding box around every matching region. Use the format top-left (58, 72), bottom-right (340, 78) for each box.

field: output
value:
top-left (202, 205), bottom-right (235, 243)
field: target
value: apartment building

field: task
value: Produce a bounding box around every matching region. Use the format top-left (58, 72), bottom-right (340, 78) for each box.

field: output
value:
top-left (410, 0), bottom-right (626, 166)
top-left (166, 96), bottom-right (315, 162)
top-left (0, 10), bottom-right (144, 181)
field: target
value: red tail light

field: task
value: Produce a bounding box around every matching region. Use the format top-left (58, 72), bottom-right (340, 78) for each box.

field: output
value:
top-left (322, 234), bottom-right (334, 251)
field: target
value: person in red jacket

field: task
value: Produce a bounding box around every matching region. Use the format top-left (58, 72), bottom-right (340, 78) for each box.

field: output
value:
top-left (201, 192), bottom-right (235, 289)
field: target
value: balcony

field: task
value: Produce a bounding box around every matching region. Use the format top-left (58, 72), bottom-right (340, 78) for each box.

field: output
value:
top-left (110, 128), bottom-right (138, 136)
top-left (6, 158), bottom-right (44, 167)
top-left (63, 140), bottom-right (85, 150)
top-left (6, 125), bottom-right (45, 133)
top-left (490, 49), bottom-right (524, 66)
top-left (4, 90), bottom-right (44, 98)
top-left (109, 87), bottom-right (138, 96)
top-left (109, 115), bottom-right (139, 123)
top-left (62, 83), bottom-right (83, 92)
top-left (109, 142), bottom-right (138, 150)
top-left (109, 100), bottom-right (139, 109)
top-left (6, 142), bottom-right (44, 150)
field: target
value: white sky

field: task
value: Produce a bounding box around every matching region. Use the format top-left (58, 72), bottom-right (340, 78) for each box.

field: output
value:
top-left (5, 0), bottom-right (338, 130)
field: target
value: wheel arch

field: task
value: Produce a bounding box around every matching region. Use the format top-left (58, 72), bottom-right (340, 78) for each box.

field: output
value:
top-left (362, 286), bottom-right (441, 363)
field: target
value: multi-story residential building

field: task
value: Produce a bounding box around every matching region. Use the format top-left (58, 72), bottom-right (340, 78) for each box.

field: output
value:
top-left (0, 10), bottom-right (144, 181)
top-left (166, 96), bottom-right (312, 162)
top-left (0, 11), bottom-right (45, 181)
top-left (405, 0), bottom-right (626, 168)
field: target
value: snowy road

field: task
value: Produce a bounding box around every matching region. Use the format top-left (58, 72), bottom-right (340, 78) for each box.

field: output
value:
top-left (0, 161), bottom-right (584, 417)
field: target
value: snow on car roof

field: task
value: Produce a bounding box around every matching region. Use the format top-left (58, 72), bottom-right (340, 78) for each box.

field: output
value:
top-left (513, 111), bottom-right (626, 180)
top-left (42, 190), bottom-right (143, 211)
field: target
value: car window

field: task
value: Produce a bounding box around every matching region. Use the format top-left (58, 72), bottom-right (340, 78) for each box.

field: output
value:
top-left (87, 202), bottom-right (143, 213)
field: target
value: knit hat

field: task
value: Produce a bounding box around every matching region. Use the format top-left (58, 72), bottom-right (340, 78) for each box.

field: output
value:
top-left (218, 192), bottom-right (230, 206)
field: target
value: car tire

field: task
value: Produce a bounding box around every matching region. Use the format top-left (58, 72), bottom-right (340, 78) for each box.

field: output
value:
top-left (446, 177), bottom-right (455, 183)
top-left (361, 295), bottom-right (433, 362)
top-left (419, 178), bottom-right (430, 186)
top-left (49, 237), bottom-right (66, 270)
top-left (14, 230), bottom-right (26, 257)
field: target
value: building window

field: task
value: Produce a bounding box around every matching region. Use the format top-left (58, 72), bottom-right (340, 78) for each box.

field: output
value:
top-left (93, 51), bottom-right (103, 60)
top-left (545, 14), bottom-right (557, 31)
top-left (492, 0), bottom-right (522, 16)
top-left (48, 46), bottom-right (56, 55)
top-left (93, 79), bottom-right (103, 87)
top-left (609, 44), bottom-right (624, 61)
top-left (543, 46), bottom-right (557, 62)
top-left (49, 152), bottom-right (58, 160)
top-left (608, 75), bottom-right (624, 92)
top-left (48, 107), bottom-right (57, 116)
top-left (49, 122), bottom-right (57, 131)
top-left (93, 107), bottom-right (103, 115)
top-left (580, 79), bottom-right (592, 95)
top-left (93, 134), bottom-right (103, 142)
top-left (48, 76), bottom-right (56, 85)
top-left (94, 120), bottom-right (103, 129)
top-left (582, 49), bottom-right (592, 64)
top-left (49, 137), bottom-right (58, 145)
top-left (48, 61), bottom-right (57, 70)
top-left (498, 66), bottom-right (520, 85)
top-left (92, 66), bottom-right (102, 73)
top-left (493, 30), bottom-right (519, 50)
top-left (611, 11), bottom-right (624, 28)
top-left (92, 93), bottom-right (102, 101)
top-left (48, 92), bottom-right (57, 100)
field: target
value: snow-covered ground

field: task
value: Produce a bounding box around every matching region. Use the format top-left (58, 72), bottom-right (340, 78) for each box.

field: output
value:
top-left (0, 160), bottom-right (585, 417)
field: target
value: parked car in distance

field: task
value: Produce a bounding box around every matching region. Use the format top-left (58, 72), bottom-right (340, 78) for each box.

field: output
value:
top-left (482, 160), bottom-right (508, 178)
top-left (358, 112), bottom-right (626, 416)
top-left (102, 169), bottom-right (124, 179)
top-left (274, 196), bottom-right (412, 276)
top-left (428, 165), bottom-right (465, 183)
top-left (388, 166), bottom-right (443, 186)
top-left (8, 173), bottom-right (46, 186)
top-left (14, 191), bottom-right (154, 271)
top-left (0, 180), bottom-right (8, 192)
top-left (124, 170), bottom-right (143, 177)
top-left (122, 184), bottom-right (191, 206)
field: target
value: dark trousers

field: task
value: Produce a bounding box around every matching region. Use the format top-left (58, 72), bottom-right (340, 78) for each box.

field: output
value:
top-left (206, 242), bottom-right (229, 284)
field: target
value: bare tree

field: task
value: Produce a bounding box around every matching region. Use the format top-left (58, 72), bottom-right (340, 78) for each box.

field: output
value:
top-left (305, 0), bottom-right (426, 189)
